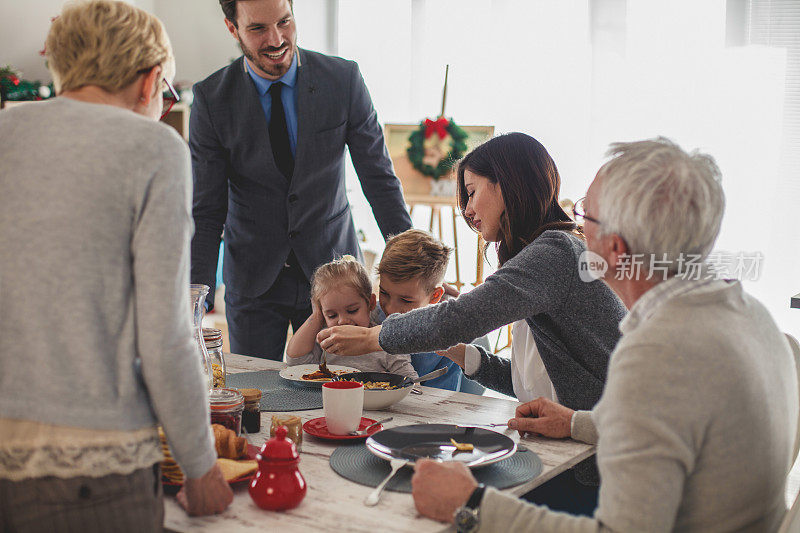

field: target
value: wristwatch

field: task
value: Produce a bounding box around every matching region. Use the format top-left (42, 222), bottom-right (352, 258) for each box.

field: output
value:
top-left (453, 483), bottom-right (486, 533)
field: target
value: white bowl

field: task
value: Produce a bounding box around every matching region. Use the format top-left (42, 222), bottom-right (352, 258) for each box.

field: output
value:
top-left (363, 386), bottom-right (413, 410)
top-left (337, 371), bottom-right (415, 410)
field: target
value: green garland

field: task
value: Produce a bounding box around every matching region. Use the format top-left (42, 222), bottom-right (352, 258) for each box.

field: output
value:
top-left (0, 65), bottom-right (54, 103)
top-left (406, 117), bottom-right (468, 180)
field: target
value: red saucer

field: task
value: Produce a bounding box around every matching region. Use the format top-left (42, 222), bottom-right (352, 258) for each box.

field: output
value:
top-left (303, 417), bottom-right (383, 441)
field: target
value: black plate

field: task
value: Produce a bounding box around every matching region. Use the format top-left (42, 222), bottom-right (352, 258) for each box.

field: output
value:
top-left (366, 423), bottom-right (516, 467)
top-left (336, 371), bottom-right (414, 389)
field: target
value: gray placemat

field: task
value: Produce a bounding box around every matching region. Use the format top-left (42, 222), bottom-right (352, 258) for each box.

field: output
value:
top-left (329, 444), bottom-right (542, 493)
top-left (226, 370), bottom-right (323, 411)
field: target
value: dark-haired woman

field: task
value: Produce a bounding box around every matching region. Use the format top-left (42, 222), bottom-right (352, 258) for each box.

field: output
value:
top-left (318, 132), bottom-right (626, 514)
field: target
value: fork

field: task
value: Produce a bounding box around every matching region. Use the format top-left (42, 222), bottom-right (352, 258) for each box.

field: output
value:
top-left (456, 423), bottom-right (508, 428)
top-left (364, 458), bottom-right (407, 506)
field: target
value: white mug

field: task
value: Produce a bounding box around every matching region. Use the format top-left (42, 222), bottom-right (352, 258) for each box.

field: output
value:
top-left (322, 381), bottom-right (364, 435)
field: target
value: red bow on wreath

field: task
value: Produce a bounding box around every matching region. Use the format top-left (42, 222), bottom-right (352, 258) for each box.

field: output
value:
top-left (424, 117), bottom-right (449, 140)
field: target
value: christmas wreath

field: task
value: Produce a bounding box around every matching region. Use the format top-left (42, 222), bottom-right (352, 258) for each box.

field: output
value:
top-left (406, 116), bottom-right (468, 180)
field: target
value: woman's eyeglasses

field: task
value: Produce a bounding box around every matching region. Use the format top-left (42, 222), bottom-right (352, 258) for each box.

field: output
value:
top-left (573, 196), bottom-right (602, 226)
top-left (161, 77), bottom-right (180, 120)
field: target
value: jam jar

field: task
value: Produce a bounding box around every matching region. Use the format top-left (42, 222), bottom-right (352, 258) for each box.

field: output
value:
top-left (209, 388), bottom-right (244, 435)
top-left (203, 328), bottom-right (226, 388)
top-left (270, 414), bottom-right (302, 451)
top-left (238, 388), bottom-right (262, 434)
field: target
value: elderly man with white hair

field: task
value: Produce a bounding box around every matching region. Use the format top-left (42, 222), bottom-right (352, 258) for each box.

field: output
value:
top-left (411, 138), bottom-right (798, 532)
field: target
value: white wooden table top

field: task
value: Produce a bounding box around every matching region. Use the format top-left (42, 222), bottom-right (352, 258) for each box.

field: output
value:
top-left (164, 354), bottom-right (595, 532)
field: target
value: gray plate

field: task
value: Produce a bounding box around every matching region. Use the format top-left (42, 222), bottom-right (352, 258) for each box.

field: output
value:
top-left (330, 443), bottom-right (541, 493)
top-left (366, 423), bottom-right (516, 467)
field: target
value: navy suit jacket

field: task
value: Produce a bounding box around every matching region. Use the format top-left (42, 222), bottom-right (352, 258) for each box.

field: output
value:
top-left (190, 49), bottom-right (412, 309)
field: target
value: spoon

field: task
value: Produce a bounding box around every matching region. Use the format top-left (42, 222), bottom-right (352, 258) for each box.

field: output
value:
top-left (348, 416), bottom-right (393, 436)
top-left (364, 458), bottom-right (407, 506)
top-left (411, 366), bottom-right (449, 383)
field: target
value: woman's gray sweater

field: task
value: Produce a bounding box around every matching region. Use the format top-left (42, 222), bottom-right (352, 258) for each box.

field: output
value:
top-left (380, 230), bottom-right (626, 411)
top-left (0, 98), bottom-right (216, 478)
top-left (380, 230), bottom-right (625, 485)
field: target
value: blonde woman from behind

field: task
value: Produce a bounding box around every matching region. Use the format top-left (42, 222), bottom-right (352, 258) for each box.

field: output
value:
top-left (0, 2), bottom-right (231, 530)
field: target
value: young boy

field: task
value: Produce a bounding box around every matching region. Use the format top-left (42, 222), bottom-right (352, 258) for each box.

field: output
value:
top-left (373, 229), bottom-right (464, 390)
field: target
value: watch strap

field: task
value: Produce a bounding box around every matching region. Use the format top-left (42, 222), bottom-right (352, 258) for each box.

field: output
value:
top-left (465, 483), bottom-right (486, 509)
top-left (455, 484), bottom-right (487, 533)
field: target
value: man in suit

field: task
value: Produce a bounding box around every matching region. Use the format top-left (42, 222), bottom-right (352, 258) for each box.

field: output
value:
top-left (190, 0), bottom-right (412, 360)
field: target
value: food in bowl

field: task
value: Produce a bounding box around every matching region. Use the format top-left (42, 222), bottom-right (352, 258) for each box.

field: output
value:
top-left (337, 371), bottom-right (414, 410)
top-left (360, 381), bottom-right (400, 390)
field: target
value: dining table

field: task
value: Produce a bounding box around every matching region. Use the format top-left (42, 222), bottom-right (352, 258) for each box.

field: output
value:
top-left (163, 353), bottom-right (596, 532)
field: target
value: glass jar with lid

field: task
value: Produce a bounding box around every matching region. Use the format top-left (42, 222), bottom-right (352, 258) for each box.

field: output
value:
top-left (238, 388), bottom-right (262, 434)
top-left (270, 414), bottom-right (302, 450)
top-left (203, 327), bottom-right (226, 388)
top-left (209, 388), bottom-right (244, 435)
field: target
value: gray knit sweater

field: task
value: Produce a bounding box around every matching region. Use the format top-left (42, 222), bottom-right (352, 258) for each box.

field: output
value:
top-left (379, 230), bottom-right (626, 411)
top-left (0, 98), bottom-right (216, 478)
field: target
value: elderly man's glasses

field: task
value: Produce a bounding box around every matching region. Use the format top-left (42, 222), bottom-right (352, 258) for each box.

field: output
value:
top-left (161, 78), bottom-right (180, 120)
top-left (573, 197), bottom-right (601, 226)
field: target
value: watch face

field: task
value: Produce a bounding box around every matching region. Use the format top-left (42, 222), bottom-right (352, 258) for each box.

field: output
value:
top-left (454, 507), bottom-right (479, 533)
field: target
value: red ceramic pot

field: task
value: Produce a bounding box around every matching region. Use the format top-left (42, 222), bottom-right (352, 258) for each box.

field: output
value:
top-left (249, 426), bottom-right (307, 511)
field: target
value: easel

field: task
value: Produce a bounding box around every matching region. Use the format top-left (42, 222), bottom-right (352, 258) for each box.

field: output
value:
top-left (406, 193), bottom-right (485, 291)
top-left (385, 65), bottom-right (509, 351)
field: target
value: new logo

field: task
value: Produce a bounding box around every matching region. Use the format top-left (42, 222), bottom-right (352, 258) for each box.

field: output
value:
top-left (578, 250), bottom-right (608, 282)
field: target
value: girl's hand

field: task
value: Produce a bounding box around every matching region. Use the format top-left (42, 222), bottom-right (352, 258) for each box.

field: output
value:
top-left (310, 301), bottom-right (326, 329)
top-left (316, 325), bottom-right (382, 356)
top-left (286, 303), bottom-right (328, 358)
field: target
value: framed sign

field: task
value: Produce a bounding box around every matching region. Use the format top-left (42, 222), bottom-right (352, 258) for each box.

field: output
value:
top-left (384, 123), bottom-right (494, 204)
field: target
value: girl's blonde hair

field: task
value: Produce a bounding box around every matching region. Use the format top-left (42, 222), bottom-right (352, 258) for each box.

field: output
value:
top-left (45, 0), bottom-right (175, 94)
top-left (311, 256), bottom-right (372, 308)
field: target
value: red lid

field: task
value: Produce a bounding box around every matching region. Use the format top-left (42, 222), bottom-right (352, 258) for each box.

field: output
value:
top-left (322, 380), bottom-right (362, 390)
top-left (259, 426), bottom-right (299, 461)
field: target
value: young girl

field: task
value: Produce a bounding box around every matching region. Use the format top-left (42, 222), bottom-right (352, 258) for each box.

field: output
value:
top-left (286, 256), bottom-right (417, 378)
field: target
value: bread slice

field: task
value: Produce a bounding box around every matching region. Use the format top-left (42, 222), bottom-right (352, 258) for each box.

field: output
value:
top-left (216, 458), bottom-right (258, 481)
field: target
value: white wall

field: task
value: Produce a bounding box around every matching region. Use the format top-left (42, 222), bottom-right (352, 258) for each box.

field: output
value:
top-left (1, 1), bottom-right (67, 82)
top-left (152, 0), bottom-right (241, 85)
top-left (0, 0), bottom-right (333, 85)
top-left (155, 0), bottom-right (331, 84)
